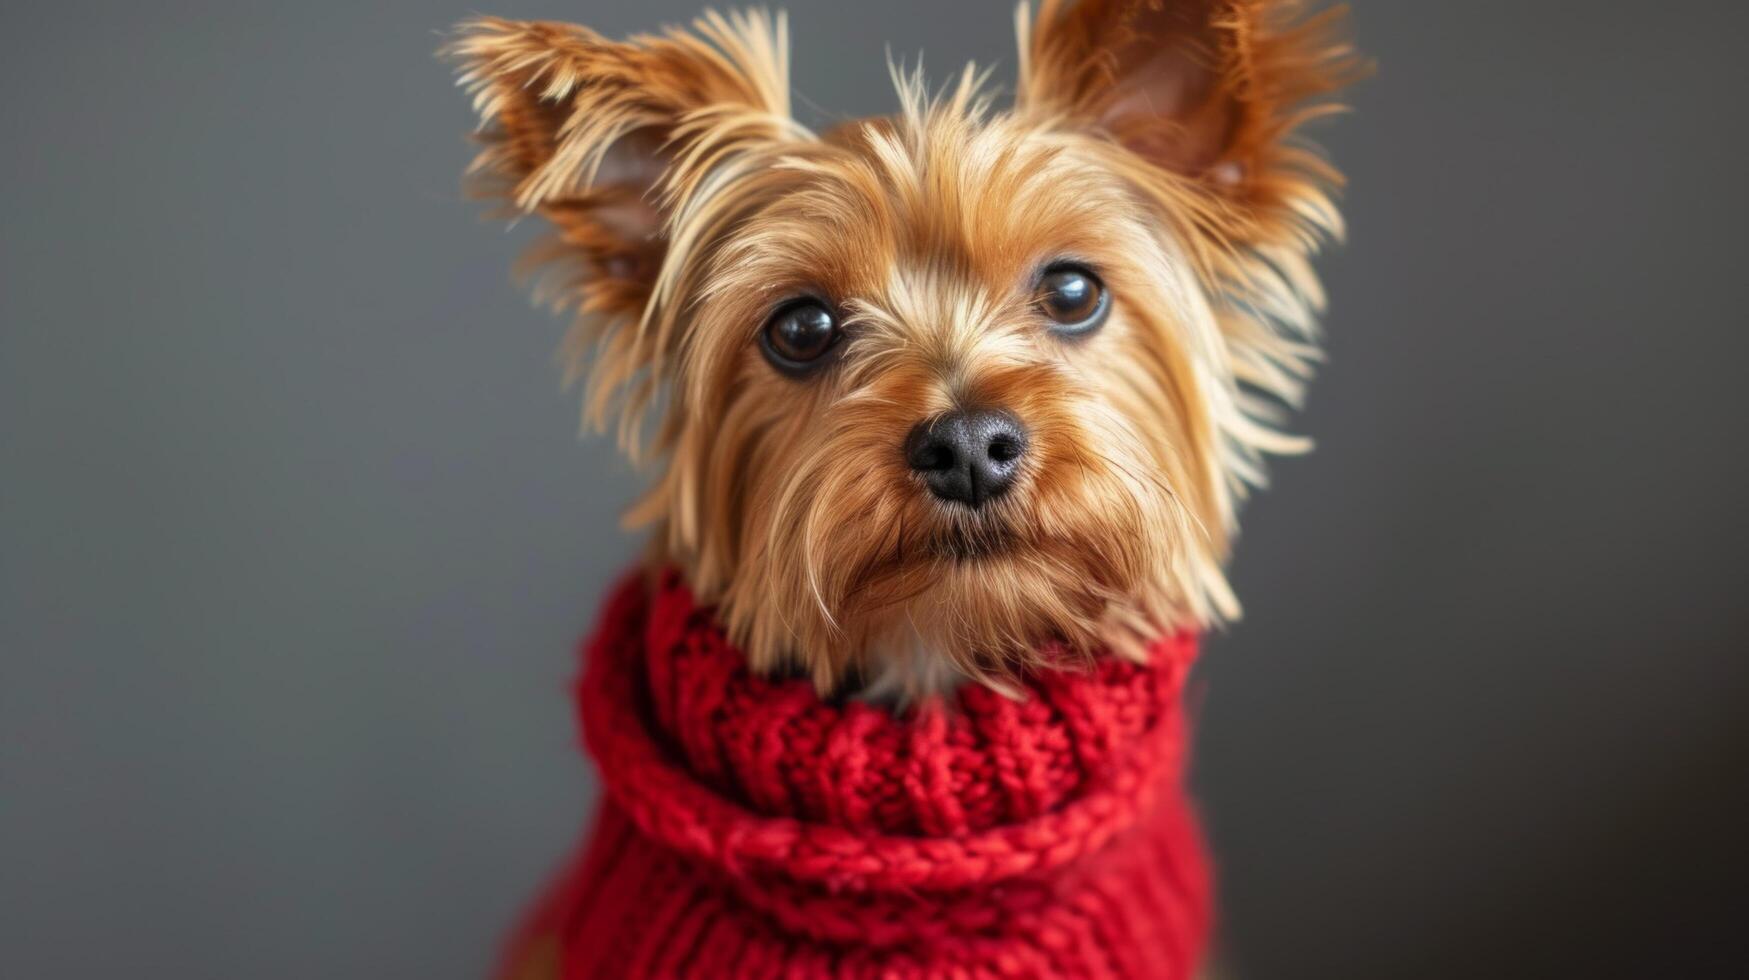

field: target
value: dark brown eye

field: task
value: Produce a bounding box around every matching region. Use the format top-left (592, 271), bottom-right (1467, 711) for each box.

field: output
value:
top-left (1036, 264), bottom-right (1109, 336)
top-left (759, 299), bottom-right (841, 375)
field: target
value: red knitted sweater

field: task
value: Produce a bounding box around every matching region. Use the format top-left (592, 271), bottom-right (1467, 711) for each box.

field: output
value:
top-left (501, 571), bottom-right (1213, 978)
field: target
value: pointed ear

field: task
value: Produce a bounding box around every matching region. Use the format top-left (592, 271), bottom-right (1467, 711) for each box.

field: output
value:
top-left (445, 12), bottom-right (796, 320)
top-left (1018, 0), bottom-right (1365, 231)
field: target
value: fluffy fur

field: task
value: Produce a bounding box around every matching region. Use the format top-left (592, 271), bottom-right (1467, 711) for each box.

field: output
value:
top-left (446, 1), bottom-right (1363, 697)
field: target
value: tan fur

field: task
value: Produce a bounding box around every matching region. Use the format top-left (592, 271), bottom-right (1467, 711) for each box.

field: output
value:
top-left (445, 2), bottom-right (1363, 697)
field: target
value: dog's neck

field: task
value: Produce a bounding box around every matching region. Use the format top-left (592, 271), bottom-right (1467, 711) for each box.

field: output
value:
top-left (855, 622), bottom-right (972, 704)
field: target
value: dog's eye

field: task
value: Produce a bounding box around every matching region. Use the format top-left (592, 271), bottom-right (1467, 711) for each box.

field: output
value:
top-left (1037, 264), bottom-right (1109, 337)
top-left (759, 299), bottom-right (841, 375)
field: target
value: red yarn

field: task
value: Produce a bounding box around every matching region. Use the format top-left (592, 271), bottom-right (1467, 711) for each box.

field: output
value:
top-left (501, 570), bottom-right (1213, 978)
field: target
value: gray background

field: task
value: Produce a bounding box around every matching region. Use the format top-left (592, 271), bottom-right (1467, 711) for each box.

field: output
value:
top-left (4, 2), bottom-right (1745, 977)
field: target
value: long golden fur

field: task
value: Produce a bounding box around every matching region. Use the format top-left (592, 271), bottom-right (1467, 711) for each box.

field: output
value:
top-left (446, 1), bottom-right (1363, 697)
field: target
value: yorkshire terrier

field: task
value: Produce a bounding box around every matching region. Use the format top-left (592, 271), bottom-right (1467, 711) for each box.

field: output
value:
top-left (448, 0), bottom-right (1362, 701)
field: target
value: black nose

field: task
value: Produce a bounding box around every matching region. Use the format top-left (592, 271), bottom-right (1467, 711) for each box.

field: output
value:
top-left (904, 409), bottom-right (1029, 508)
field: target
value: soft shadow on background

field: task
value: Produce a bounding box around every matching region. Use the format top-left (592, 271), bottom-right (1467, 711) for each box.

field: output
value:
top-left (3, 2), bottom-right (1745, 977)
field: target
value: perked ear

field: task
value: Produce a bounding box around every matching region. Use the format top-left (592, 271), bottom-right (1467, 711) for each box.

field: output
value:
top-left (1018, 0), bottom-right (1366, 236)
top-left (444, 13), bottom-right (798, 434)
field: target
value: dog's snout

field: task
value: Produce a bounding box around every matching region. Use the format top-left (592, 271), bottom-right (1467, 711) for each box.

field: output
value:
top-left (904, 409), bottom-right (1028, 508)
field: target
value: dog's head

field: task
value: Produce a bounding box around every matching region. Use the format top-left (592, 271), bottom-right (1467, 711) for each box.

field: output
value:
top-left (447, 1), bottom-right (1362, 695)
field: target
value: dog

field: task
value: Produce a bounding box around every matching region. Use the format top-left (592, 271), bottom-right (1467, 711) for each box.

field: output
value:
top-left (447, 2), bottom-right (1361, 974)
top-left (448, 0), bottom-right (1362, 700)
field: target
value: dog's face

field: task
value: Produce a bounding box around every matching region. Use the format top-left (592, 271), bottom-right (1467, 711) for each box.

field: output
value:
top-left (450, 1), bottom-right (1361, 694)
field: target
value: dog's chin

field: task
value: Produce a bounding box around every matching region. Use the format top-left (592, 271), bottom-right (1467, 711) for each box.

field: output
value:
top-left (754, 479), bottom-right (1178, 694)
top-left (897, 517), bottom-right (1135, 641)
top-left (925, 515), bottom-right (1018, 563)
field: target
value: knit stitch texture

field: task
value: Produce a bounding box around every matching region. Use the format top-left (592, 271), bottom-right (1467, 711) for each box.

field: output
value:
top-left (500, 570), bottom-right (1213, 978)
